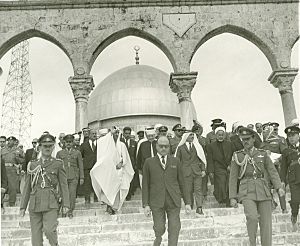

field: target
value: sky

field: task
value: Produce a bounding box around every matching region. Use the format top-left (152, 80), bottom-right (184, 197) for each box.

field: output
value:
top-left (0, 34), bottom-right (299, 148)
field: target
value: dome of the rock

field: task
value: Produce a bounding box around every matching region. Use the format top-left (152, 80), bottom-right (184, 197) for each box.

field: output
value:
top-left (88, 65), bottom-right (180, 132)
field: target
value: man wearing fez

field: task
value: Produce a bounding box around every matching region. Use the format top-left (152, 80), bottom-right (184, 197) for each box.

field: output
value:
top-left (229, 127), bottom-right (284, 246)
top-left (169, 124), bottom-right (184, 156)
top-left (137, 128), bottom-right (157, 188)
top-left (1, 136), bottom-right (24, 206)
top-left (175, 131), bottom-right (207, 215)
top-left (142, 136), bottom-right (191, 246)
top-left (207, 125), bottom-right (234, 207)
top-left (20, 134), bottom-right (69, 246)
top-left (56, 134), bottom-right (84, 218)
top-left (80, 129), bottom-right (98, 206)
top-left (281, 125), bottom-right (300, 231)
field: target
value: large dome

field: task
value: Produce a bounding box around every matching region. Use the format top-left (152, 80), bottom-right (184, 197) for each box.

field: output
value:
top-left (88, 65), bottom-right (180, 125)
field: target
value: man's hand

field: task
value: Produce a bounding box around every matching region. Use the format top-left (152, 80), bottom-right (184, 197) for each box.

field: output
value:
top-left (1, 187), bottom-right (6, 194)
top-left (278, 188), bottom-right (285, 197)
top-left (19, 209), bottom-right (25, 217)
top-left (201, 171), bottom-right (206, 177)
top-left (62, 207), bottom-right (69, 215)
top-left (185, 204), bottom-right (192, 214)
top-left (20, 170), bottom-right (26, 176)
top-left (230, 199), bottom-right (238, 208)
top-left (281, 182), bottom-right (286, 189)
top-left (79, 179), bottom-right (84, 186)
top-left (144, 206), bottom-right (151, 217)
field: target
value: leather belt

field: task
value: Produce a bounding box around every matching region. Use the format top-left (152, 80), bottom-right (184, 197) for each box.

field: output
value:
top-left (244, 173), bottom-right (264, 180)
top-left (5, 163), bottom-right (16, 167)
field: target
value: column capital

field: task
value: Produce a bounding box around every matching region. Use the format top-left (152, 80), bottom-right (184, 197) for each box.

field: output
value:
top-left (169, 72), bottom-right (198, 102)
top-left (268, 68), bottom-right (298, 95)
top-left (69, 75), bottom-right (95, 101)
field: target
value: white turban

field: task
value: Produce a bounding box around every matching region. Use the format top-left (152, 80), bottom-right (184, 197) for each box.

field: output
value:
top-left (215, 126), bottom-right (226, 134)
top-left (291, 118), bottom-right (299, 126)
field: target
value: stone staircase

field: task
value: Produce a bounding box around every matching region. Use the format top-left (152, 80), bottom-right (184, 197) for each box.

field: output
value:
top-left (1, 186), bottom-right (299, 246)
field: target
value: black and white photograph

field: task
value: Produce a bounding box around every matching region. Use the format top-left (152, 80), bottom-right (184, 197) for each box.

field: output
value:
top-left (0, 0), bottom-right (299, 245)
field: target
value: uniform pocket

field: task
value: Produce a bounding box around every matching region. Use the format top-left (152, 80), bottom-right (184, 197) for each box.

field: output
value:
top-left (28, 195), bottom-right (35, 211)
top-left (238, 181), bottom-right (248, 199)
top-left (49, 190), bottom-right (59, 209)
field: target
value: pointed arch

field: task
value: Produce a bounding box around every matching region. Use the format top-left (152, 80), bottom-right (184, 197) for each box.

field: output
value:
top-left (190, 24), bottom-right (277, 70)
top-left (88, 27), bottom-right (177, 73)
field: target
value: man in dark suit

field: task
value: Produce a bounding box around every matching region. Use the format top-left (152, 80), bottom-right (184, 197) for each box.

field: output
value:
top-left (176, 133), bottom-right (206, 215)
top-left (142, 136), bottom-right (191, 246)
top-left (80, 129), bottom-right (97, 205)
top-left (137, 128), bottom-right (157, 188)
top-left (121, 127), bottom-right (138, 200)
top-left (23, 138), bottom-right (39, 172)
top-left (207, 127), bottom-right (234, 207)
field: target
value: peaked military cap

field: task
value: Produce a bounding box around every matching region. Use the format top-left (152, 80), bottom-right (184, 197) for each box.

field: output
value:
top-left (39, 134), bottom-right (55, 144)
top-left (64, 134), bottom-right (74, 141)
top-left (270, 122), bottom-right (279, 127)
top-left (172, 124), bottom-right (182, 131)
top-left (284, 125), bottom-right (300, 135)
top-left (211, 118), bottom-right (223, 127)
top-left (82, 127), bottom-right (90, 132)
top-left (7, 136), bottom-right (17, 141)
top-left (158, 126), bottom-right (168, 132)
top-left (262, 122), bottom-right (271, 129)
top-left (238, 127), bottom-right (256, 137)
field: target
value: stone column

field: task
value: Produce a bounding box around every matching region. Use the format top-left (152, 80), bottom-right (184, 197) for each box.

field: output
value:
top-left (169, 72), bottom-right (198, 129)
top-left (268, 68), bottom-right (298, 127)
top-left (69, 75), bottom-right (94, 132)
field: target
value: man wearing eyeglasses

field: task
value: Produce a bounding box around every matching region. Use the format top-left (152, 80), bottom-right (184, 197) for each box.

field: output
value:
top-left (24, 138), bottom-right (39, 173)
top-left (142, 136), bottom-right (191, 246)
top-left (169, 124), bottom-right (184, 156)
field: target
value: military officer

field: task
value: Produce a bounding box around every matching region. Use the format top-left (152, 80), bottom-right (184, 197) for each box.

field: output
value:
top-left (169, 124), bottom-right (184, 155)
top-left (20, 134), bottom-right (70, 246)
top-left (229, 127), bottom-right (284, 246)
top-left (56, 134), bottom-right (84, 218)
top-left (281, 125), bottom-right (300, 232)
top-left (260, 122), bottom-right (288, 213)
top-left (1, 136), bottom-right (24, 206)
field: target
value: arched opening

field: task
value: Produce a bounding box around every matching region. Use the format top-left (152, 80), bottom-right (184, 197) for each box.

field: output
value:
top-left (190, 25), bottom-right (278, 70)
top-left (0, 37), bottom-right (74, 147)
top-left (291, 39), bottom-right (299, 117)
top-left (88, 28), bottom-right (177, 73)
top-left (190, 33), bottom-right (286, 135)
top-left (89, 36), bottom-right (178, 132)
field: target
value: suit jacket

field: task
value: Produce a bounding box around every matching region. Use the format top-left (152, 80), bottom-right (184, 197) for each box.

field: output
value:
top-left (136, 140), bottom-right (157, 171)
top-left (281, 145), bottom-right (300, 185)
top-left (206, 140), bottom-right (234, 173)
top-left (176, 143), bottom-right (205, 177)
top-left (121, 138), bottom-right (137, 168)
top-left (142, 155), bottom-right (190, 208)
top-left (80, 141), bottom-right (97, 170)
top-left (24, 148), bottom-right (38, 172)
top-left (1, 156), bottom-right (8, 190)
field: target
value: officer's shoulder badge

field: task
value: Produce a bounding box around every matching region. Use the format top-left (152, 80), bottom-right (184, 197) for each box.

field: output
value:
top-left (235, 149), bottom-right (244, 154)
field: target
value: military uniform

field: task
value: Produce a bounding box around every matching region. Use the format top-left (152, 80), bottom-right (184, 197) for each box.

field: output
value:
top-left (169, 136), bottom-right (181, 155)
top-left (1, 144), bottom-right (24, 206)
top-left (56, 148), bottom-right (83, 214)
top-left (281, 125), bottom-right (300, 231)
top-left (260, 137), bottom-right (287, 212)
top-left (229, 127), bottom-right (282, 246)
top-left (20, 157), bottom-right (70, 246)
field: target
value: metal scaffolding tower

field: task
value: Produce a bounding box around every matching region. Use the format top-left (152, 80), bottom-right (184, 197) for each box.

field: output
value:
top-left (1, 40), bottom-right (33, 148)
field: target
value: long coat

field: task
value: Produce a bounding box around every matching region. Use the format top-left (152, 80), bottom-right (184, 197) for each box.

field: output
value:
top-left (136, 140), bottom-right (157, 172)
top-left (207, 140), bottom-right (234, 202)
top-left (80, 141), bottom-right (97, 170)
top-left (142, 155), bottom-right (190, 208)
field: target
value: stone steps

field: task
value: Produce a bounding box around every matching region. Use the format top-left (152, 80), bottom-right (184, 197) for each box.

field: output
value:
top-left (2, 186), bottom-right (298, 246)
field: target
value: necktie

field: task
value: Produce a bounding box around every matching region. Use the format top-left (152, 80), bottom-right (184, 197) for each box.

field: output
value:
top-left (92, 141), bottom-right (96, 151)
top-left (161, 156), bottom-right (166, 169)
top-left (189, 143), bottom-right (192, 151)
top-left (150, 142), bottom-right (154, 157)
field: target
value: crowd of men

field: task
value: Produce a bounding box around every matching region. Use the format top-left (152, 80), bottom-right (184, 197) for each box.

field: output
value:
top-left (0, 117), bottom-right (299, 246)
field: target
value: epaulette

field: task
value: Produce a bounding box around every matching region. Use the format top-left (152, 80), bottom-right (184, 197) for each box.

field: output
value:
top-left (257, 148), bottom-right (267, 152)
top-left (234, 149), bottom-right (244, 154)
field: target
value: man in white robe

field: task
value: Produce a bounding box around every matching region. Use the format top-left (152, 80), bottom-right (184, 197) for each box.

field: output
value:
top-left (90, 127), bottom-right (134, 214)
